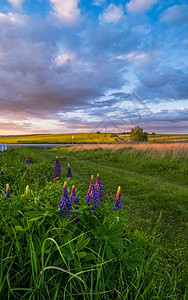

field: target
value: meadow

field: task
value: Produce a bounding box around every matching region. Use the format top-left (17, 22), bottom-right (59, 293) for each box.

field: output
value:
top-left (71, 142), bottom-right (188, 154)
top-left (0, 146), bottom-right (188, 299)
top-left (0, 133), bottom-right (116, 144)
top-left (0, 132), bottom-right (188, 144)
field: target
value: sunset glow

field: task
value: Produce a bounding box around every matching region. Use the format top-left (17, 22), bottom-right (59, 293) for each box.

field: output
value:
top-left (0, 0), bottom-right (187, 134)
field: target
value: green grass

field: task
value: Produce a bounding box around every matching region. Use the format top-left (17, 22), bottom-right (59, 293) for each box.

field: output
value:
top-left (148, 134), bottom-right (188, 143)
top-left (0, 147), bottom-right (188, 299)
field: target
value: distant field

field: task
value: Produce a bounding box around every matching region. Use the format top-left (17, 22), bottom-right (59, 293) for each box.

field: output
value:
top-left (0, 133), bottom-right (187, 144)
top-left (119, 134), bottom-right (188, 143)
top-left (0, 133), bottom-right (116, 143)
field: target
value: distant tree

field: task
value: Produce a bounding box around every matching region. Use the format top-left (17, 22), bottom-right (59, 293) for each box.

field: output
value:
top-left (130, 126), bottom-right (148, 142)
top-left (151, 132), bottom-right (156, 135)
top-left (96, 131), bottom-right (100, 134)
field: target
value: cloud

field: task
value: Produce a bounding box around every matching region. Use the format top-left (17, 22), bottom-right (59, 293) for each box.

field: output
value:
top-left (54, 50), bottom-right (76, 66)
top-left (0, 11), bottom-right (127, 123)
top-left (99, 4), bottom-right (124, 23)
top-left (160, 5), bottom-right (188, 24)
top-left (116, 50), bottom-right (158, 67)
top-left (140, 108), bottom-right (188, 123)
top-left (7, 0), bottom-right (24, 7)
top-left (0, 1), bottom-right (187, 134)
top-left (93, 0), bottom-right (106, 7)
top-left (135, 66), bottom-right (188, 102)
top-left (49, 0), bottom-right (81, 25)
top-left (126, 0), bottom-right (157, 14)
top-left (57, 106), bottom-right (188, 134)
top-left (0, 121), bottom-right (31, 132)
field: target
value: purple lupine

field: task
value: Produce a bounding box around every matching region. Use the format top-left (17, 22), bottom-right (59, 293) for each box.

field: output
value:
top-left (112, 186), bottom-right (123, 211)
top-left (66, 163), bottom-right (72, 178)
top-left (1, 169), bottom-right (3, 176)
top-left (86, 175), bottom-right (98, 210)
top-left (58, 182), bottom-right (72, 218)
top-left (54, 156), bottom-right (61, 180)
top-left (6, 183), bottom-right (11, 198)
top-left (95, 174), bottom-right (103, 203)
top-left (25, 156), bottom-right (30, 165)
top-left (70, 185), bottom-right (80, 222)
top-left (70, 185), bottom-right (80, 207)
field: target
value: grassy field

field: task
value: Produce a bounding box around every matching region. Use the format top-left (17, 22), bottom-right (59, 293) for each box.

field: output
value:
top-left (71, 142), bottom-right (188, 153)
top-left (0, 146), bottom-right (188, 299)
top-left (0, 132), bottom-right (187, 144)
top-left (0, 133), bottom-right (116, 144)
top-left (118, 134), bottom-right (188, 143)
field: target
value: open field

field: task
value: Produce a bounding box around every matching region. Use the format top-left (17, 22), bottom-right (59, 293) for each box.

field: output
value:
top-left (119, 134), bottom-right (188, 143)
top-left (0, 133), bottom-right (188, 144)
top-left (0, 133), bottom-right (116, 144)
top-left (70, 142), bottom-right (188, 154)
top-left (0, 147), bottom-right (188, 299)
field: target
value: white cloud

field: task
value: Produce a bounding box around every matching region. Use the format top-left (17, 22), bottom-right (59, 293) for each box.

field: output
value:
top-left (7, 0), bottom-right (24, 7)
top-left (160, 5), bottom-right (188, 24)
top-left (116, 50), bottom-right (158, 67)
top-left (55, 50), bottom-right (76, 66)
top-left (126, 0), bottom-right (157, 14)
top-left (0, 12), bottom-right (28, 26)
top-left (99, 4), bottom-right (124, 23)
top-left (93, 0), bottom-right (106, 7)
top-left (49, 0), bottom-right (81, 25)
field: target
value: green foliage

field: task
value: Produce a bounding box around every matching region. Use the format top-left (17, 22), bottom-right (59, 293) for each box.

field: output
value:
top-left (130, 126), bottom-right (148, 141)
top-left (0, 147), bottom-right (187, 299)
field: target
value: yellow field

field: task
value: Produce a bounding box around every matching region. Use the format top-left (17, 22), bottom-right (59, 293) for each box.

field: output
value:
top-left (0, 133), bottom-right (116, 143)
top-left (148, 134), bottom-right (188, 143)
top-left (119, 134), bottom-right (188, 143)
top-left (0, 133), bottom-right (187, 144)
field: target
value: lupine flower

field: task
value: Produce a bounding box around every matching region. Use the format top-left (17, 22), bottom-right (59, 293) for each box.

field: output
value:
top-left (112, 186), bottom-right (123, 211)
top-left (70, 185), bottom-right (80, 207)
top-left (86, 175), bottom-right (98, 210)
top-left (6, 183), bottom-right (11, 198)
top-left (70, 185), bottom-right (80, 222)
top-left (95, 174), bottom-right (103, 203)
top-left (66, 163), bottom-right (72, 178)
top-left (25, 156), bottom-right (30, 165)
top-left (1, 169), bottom-right (3, 176)
top-left (54, 156), bottom-right (61, 180)
top-left (25, 185), bottom-right (30, 196)
top-left (58, 182), bottom-right (72, 218)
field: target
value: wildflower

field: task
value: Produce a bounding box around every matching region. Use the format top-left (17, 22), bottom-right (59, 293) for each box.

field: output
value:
top-left (112, 186), bottom-right (123, 211)
top-left (54, 156), bottom-right (61, 180)
top-left (66, 163), bottom-right (72, 178)
top-left (58, 182), bottom-right (72, 218)
top-left (25, 156), bottom-right (30, 165)
top-left (70, 185), bottom-right (80, 207)
top-left (6, 183), bottom-right (11, 198)
top-left (1, 169), bottom-right (3, 176)
top-left (95, 174), bottom-right (103, 203)
top-left (70, 185), bottom-right (80, 222)
top-left (25, 185), bottom-right (30, 196)
top-left (86, 175), bottom-right (98, 210)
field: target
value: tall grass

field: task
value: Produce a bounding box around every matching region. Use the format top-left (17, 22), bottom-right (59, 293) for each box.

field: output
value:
top-left (71, 142), bottom-right (188, 154)
top-left (0, 147), bottom-right (187, 299)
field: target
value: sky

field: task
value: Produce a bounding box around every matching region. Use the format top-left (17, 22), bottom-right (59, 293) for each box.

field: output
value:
top-left (0, 0), bottom-right (188, 135)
